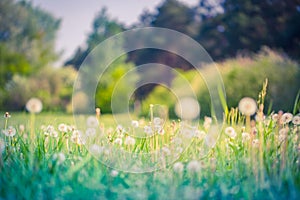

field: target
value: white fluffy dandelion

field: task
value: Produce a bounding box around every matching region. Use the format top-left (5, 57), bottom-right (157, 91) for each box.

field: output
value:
top-left (131, 120), bottom-right (139, 128)
top-left (52, 152), bottom-right (66, 165)
top-left (26, 98), bottom-right (43, 114)
top-left (86, 116), bottom-right (98, 127)
top-left (292, 115), bottom-right (300, 125)
top-left (173, 162), bottom-right (184, 173)
top-left (242, 132), bottom-right (250, 142)
top-left (225, 127), bottom-right (237, 139)
top-left (144, 125), bottom-right (153, 136)
top-left (238, 97), bottom-right (257, 116)
top-left (280, 113), bottom-right (293, 124)
top-left (85, 127), bottom-right (96, 137)
top-left (194, 130), bottom-right (206, 140)
top-left (124, 136), bottom-right (136, 146)
top-left (58, 123), bottom-right (68, 133)
top-left (187, 160), bottom-right (201, 173)
top-left (272, 113), bottom-right (279, 122)
top-left (175, 97), bottom-right (200, 120)
top-left (153, 117), bottom-right (162, 126)
top-left (114, 138), bottom-right (123, 145)
top-left (2, 126), bottom-right (16, 137)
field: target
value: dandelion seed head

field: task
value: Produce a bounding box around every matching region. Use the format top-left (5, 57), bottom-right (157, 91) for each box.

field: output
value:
top-left (153, 117), bottom-right (162, 126)
top-left (187, 160), bottom-right (201, 173)
top-left (173, 162), bottom-right (184, 173)
top-left (280, 113), bottom-right (293, 124)
top-left (26, 98), bottom-right (43, 114)
top-left (85, 127), bottom-right (96, 137)
top-left (225, 127), bottom-right (237, 139)
top-left (242, 132), bottom-right (250, 142)
top-left (124, 136), bottom-right (135, 146)
top-left (131, 120), bottom-right (139, 128)
top-left (292, 115), bottom-right (300, 125)
top-left (58, 123), bottom-right (68, 133)
top-left (238, 97), bottom-right (257, 116)
top-left (19, 124), bottom-right (25, 132)
top-left (2, 126), bottom-right (16, 137)
top-left (175, 97), bottom-right (200, 120)
top-left (86, 116), bottom-right (98, 128)
top-left (144, 125), bottom-right (153, 136)
top-left (53, 152), bottom-right (66, 165)
top-left (114, 138), bottom-right (123, 145)
top-left (110, 170), bottom-right (119, 177)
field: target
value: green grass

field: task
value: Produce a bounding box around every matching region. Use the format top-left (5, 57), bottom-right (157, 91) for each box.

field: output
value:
top-left (0, 110), bottom-right (300, 199)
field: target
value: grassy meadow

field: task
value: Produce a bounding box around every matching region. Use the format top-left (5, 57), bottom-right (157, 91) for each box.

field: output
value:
top-left (0, 90), bottom-right (300, 199)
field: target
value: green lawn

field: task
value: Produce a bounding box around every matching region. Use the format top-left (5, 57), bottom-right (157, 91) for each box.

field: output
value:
top-left (0, 110), bottom-right (300, 199)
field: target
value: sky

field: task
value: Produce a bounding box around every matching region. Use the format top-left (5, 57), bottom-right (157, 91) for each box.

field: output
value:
top-left (30, 0), bottom-right (199, 65)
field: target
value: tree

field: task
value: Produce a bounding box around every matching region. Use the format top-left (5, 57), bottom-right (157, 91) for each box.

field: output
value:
top-left (0, 0), bottom-right (60, 109)
top-left (196, 0), bottom-right (300, 60)
top-left (65, 8), bottom-right (124, 70)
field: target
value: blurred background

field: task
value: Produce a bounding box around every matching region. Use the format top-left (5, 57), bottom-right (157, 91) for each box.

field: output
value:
top-left (0, 0), bottom-right (299, 116)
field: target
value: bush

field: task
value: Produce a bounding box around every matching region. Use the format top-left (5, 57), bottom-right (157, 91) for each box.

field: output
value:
top-left (141, 48), bottom-right (300, 117)
top-left (4, 66), bottom-right (77, 112)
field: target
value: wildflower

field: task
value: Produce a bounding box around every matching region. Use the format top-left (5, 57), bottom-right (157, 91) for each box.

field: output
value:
top-left (0, 138), bottom-right (5, 153)
top-left (116, 125), bottom-right (125, 136)
top-left (161, 147), bottom-right (171, 156)
top-left (204, 116), bottom-right (212, 130)
top-left (19, 124), bottom-right (25, 132)
top-left (175, 97), bottom-right (200, 120)
top-left (144, 125), bottom-right (153, 136)
top-left (194, 130), bottom-right (206, 140)
top-left (157, 128), bottom-right (165, 135)
top-left (131, 120), bottom-right (139, 128)
top-left (173, 162), bottom-right (184, 173)
top-left (50, 130), bottom-right (58, 138)
top-left (71, 130), bottom-right (85, 145)
top-left (272, 113), bottom-right (279, 122)
top-left (95, 107), bottom-right (101, 116)
top-left (153, 117), bottom-right (162, 126)
top-left (2, 126), bottom-right (16, 137)
top-left (43, 125), bottom-right (55, 136)
top-left (238, 97), bottom-right (257, 116)
top-left (292, 115), bottom-right (300, 125)
top-left (278, 127), bottom-right (289, 142)
top-left (110, 170), bottom-right (119, 177)
top-left (26, 98), bottom-right (43, 113)
top-left (85, 127), bottom-right (96, 137)
top-left (86, 116), bottom-right (98, 127)
top-left (89, 144), bottom-right (103, 155)
top-left (4, 112), bottom-right (11, 118)
top-left (225, 127), bottom-right (237, 139)
top-left (187, 160), bottom-right (201, 173)
top-left (252, 139), bottom-right (259, 148)
top-left (52, 152), bottom-right (66, 165)
top-left (58, 123), bottom-right (68, 133)
top-left (280, 113), bottom-right (293, 124)
top-left (114, 138), bottom-right (122, 145)
top-left (242, 132), bottom-right (250, 142)
top-left (124, 136), bottom-right (135, 146)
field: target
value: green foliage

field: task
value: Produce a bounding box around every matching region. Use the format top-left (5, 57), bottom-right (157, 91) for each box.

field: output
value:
top-left (95, 56), bottom-right (137, 114)
top-left (142, 49), bottom-right (300, 117)
top-left (4, 67), bottom-right (77, 111)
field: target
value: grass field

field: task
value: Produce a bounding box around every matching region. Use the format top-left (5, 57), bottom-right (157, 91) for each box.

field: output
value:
top-left (1, 100), bottom-right (300, 199)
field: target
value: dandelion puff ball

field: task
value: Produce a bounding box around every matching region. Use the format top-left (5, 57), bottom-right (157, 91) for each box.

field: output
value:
top-left (26, 98), bottom-right (43, 114)
top-left (238, 97), bottom-right (257, 116)
top-left (175, 97), bottom-right (200, 120)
